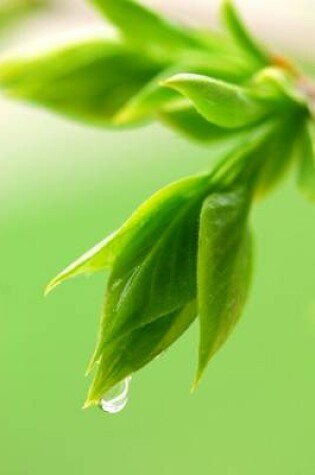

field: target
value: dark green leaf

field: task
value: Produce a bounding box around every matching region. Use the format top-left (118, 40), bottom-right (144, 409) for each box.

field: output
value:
top-left (221, 0), bottom-right (270, 66)
top-left (195, 188), bottom-right (253, 386)
top-left (164, 73), bottom-right (287, 129)
top-left (0, 40), bottom-right (166, 125)
top-left (297, 121), bottom-right (315, 202)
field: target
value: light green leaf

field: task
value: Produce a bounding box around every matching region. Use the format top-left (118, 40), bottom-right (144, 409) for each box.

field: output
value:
top-left (113, 52), bottom-right (261, 125)
top-left (85, 301), bottom-right (196, 407)
top-left (0, 40), bottom-right (166, 125)
top-left (221, 0), bottom-right (270, 66)
top-left (297, 120), bottom-right (315, 202)
top-left (195, 188), bottom-right (253, 387)
top-left (89, 0), bottom-right (204, 60)
top-left (46, 174), bottom-right (210, 293)
top-left (164, 73), bottom-right (286, 129)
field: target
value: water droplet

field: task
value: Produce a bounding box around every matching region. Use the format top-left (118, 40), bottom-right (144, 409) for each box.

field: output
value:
top-left (100, 377), bottom-right (131, 414)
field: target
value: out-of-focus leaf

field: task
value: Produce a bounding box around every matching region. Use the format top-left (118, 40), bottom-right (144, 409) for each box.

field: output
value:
top-left (195, 188), bottom-right (252, 387)
top-left (89, 0), bottom-right (226, 61)
top-left (0, 0), bottom-right (44, 31)
top-left (252, 67), bottom-right (306, 106)
top-left (85, 301), bottom-right (196, 407)
top-left (221, 0), bottom-right (270, 66)
top-left (0, 40), bottom-right (167, 125)
top-left (46, 174), bottom-right (210, 293)
top-left (164, 73), bottom-right (288, 129)
top-left (297, 121), bottom-right (315, 202)
top-left (254, 112), bottom-right (304, 197)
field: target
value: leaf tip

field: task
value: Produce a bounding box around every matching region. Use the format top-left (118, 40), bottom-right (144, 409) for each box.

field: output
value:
top-left (82, 399), bottom-right (95, 410)
top-left (44, 279), bottom-right (59, 297)
top-left (162, 73), bottom-right (193, 90)
top-left (191, 366), bottom-right (204, 393)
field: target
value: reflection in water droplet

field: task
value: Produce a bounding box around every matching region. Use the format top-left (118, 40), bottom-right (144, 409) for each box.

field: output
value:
top-left (100, 377), bottom-right (131, 414)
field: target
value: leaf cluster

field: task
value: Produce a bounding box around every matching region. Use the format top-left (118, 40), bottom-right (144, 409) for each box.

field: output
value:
top-left (1, 0), bottom-right (315, 408)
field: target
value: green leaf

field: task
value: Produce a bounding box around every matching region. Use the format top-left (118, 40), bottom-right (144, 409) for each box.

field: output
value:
top-left (85, 301), bottom-right (196, 407)
top-left (85, 186), bottom-right (212, 377)
top-left (113, 53), bottom-right (262, 125)
top-left (46, 174), bottom-right (210, 293)
top-left (254, 113), bottom-right (304, 197)
top-left (221, 0), bottom-right (270, 66)
top-left (297, 121), bottom-right (315, 202)
top-left (89, 0), bottom-right (204, 60)
top-left (195, 188), bottom-right (253, 387)
top-left (0, 40), bottom-right (166, 125)
top-left (91, 0), bottom-right (231, 59)
top-left (164, 73), bottom-right (286, 129)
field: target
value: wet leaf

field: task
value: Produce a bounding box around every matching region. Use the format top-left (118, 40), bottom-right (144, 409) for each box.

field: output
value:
top-left (83, 173), bottom-right (218, 405)
top-left (85, 301), bottom-right (196, 407)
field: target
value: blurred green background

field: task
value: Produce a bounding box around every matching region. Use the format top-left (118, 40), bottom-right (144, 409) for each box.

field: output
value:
top-left (2, 1), bottom-right (315, 474)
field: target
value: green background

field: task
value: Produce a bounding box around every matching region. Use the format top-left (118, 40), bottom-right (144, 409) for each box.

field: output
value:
top-left (2, 2), bottom-right (315, 472)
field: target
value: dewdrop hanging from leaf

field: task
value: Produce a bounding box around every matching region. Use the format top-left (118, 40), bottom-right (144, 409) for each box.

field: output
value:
top-left (1, 0), bottom-right (315, 412)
